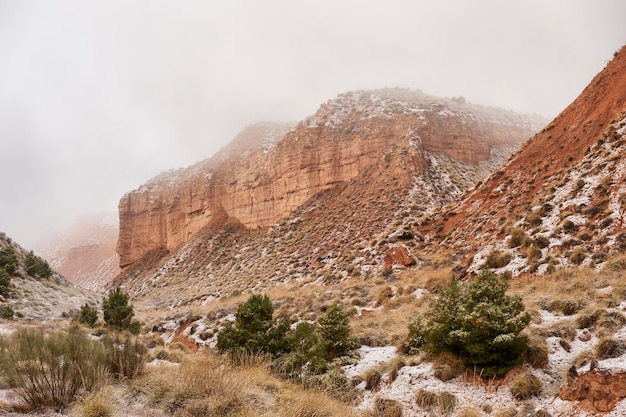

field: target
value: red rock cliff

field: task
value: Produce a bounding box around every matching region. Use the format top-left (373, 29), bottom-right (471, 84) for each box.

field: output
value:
top-left (117, 89), bottom-right (543, 268)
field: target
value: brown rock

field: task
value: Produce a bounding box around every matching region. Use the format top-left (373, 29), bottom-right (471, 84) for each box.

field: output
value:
top-left (384, 245), bottom-right (417, 269)
top-left (560, 369), bottom-right (626, 413)
top-left (579, 329), bottom-right (593, 342)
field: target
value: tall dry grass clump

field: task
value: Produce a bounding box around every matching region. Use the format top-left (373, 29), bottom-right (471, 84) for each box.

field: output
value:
top-left (140, 355), bottom-right (250, 416)
top-left (0, 326), bottom-right (109, 410)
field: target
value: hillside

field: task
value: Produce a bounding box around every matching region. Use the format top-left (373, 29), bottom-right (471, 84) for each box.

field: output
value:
top-left (113, 88), bottom-right (544, 307)
top-left (39, 213), bottom-right (119, 291)
top-left (0, 232), bottom-right (99, 322)
top-left (438, 45), bottom-right (626, 277)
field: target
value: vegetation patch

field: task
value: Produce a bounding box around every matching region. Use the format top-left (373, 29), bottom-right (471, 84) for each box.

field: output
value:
top-left (404, 269), bottom-right (531, 377)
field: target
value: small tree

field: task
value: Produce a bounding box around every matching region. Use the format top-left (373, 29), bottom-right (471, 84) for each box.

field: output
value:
top-left (77, 303), bottom-right (98, 328)
top-left (24, 250), bottom-right (52, 279)
top-left (405, 269), bottom-right (531, 377)
top-left (102, 287), bottom-right (134, 331)
top-left (216, 294), bottom-right (289, 357)
top-left (0, 246), bottom-right (18, 276)
top-left (317, 305), bottom-right (358, 361)
top-left (0, 268), bottom-right (11, 297)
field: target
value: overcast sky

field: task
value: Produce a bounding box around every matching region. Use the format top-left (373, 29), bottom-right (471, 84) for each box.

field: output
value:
top-left (1, 0), bottom-right (625, 250)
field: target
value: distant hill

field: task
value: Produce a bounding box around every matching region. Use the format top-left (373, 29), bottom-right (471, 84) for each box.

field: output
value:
top-left (0, 232), bottom-right (98, 321)
top-left (39, 213), bottom-right (120, 291)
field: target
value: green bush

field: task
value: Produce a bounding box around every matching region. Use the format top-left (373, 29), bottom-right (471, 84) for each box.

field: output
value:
top-left (77, 303), bottom-right (99, 328)
top-left (317, 304), bottom-right (358, 361)
top-left (405, 270), bottom-right (531, 377)
top-left (0, 326), bottom-right (108, 410)
top-left (24, 250), bottom-right (52, 279)
top-left (217, 294), bottom-right (289, 357)
top-left (0, 246), bottom-right (18, 276)
top-left (102, 287), bottom-right (135, 331)
top-left (1, 305), bottom-right (14, 320)
top-left (0, 267), bottom-right (11, 296)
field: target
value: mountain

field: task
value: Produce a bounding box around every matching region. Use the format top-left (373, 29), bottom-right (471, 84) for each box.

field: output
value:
top-left (0, 232), bottom-right (98, 321)
top-left (113, 88), bottom-right (544, 306)
top-left (438, 45), bottom-right (626, 277)
top-left (39, 213), bottom-right (119, 291)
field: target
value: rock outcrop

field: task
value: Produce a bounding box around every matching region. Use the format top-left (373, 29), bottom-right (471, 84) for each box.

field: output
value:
top-left (436, 45), bottom-right (626, 276)
top-left (117, 89), bottom-right (543, 270)
top-left (560, 369), bottom-right (626, 413)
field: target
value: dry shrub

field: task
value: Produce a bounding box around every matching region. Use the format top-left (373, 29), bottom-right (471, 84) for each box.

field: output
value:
top-left (576, 309), bottom-right (603, 329)
top-left (0, 326), bottom-right (109, 410)
top-left (601, 255), bottom-right (626, 274)
top-left (79, 391), bottom-right (115, 417)
top-left (458, 407), bottom-right (482, 417)
top-left (415, 389), bottom-right (437, 409)
top-left (142, 355), bottom-right (248, 415)
top-left (280, 385), bottom-right (359, 417)
top-left (510, 372), bottom-right (542, 400)
top-left (373, 397), bottom-right (403, 417)
top-left (485, 250), bottom-right (512, 269)
top-left (525, 335), bottom-right (549, 368)
top-left (437, 392), bottom-right (457, 414)
top-left (387, 356), bottom-right (405, 382)
top-left (547, 298), bottom-right (585, 316)
top-left (433, 352), bottom-right (465, 381)
top-left (415, 389), bottom-right (456, 414)
top-left (574, 350), bottom-right (596, 367)
top-left (362, 368), bottom-right (383, 391)
top-left (494, 407), bottom-right (518, 417)
top-left (598, 310), bottom-right (626, 332)
top-left (537, 320), bottom-right (576, 341)
top-left (569, 247), bottom-right (587, 265)
top-left (595, 337), bottom-right (626, 360)
top-left (143, 334), bottom-right (165, 349)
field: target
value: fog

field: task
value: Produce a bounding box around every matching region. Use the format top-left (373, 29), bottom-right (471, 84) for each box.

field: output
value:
top-left (1, 0), bottom-right (625, 250)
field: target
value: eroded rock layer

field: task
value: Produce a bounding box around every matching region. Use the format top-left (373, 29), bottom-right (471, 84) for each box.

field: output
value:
top-left (117, 89), bottom-right (543, 271)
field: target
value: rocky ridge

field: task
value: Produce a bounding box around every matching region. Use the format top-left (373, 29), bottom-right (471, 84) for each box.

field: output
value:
top-left (114, 88), bottom-right (543, 306)
top-left (436, 46), bottom-right (626, 277)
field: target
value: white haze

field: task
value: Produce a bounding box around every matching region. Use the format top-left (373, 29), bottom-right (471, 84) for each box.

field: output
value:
top-left (0, 0), bottom-right (625, 249)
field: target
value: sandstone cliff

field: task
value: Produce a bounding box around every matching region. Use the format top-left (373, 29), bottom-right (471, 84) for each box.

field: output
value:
top-left (117, 89), bottom-right (542, 270)
top-left (114, 88), bottom-right (543, 306)
top-left (436, 46), bottom-right (626, 276)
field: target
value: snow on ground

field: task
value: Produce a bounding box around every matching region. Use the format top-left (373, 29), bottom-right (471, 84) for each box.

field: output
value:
top-left (343, 346), bottom-right (397, 379)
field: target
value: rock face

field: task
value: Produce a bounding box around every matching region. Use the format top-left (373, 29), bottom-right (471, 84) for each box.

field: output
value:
top-left (40, 214), bottom-right (119, 291)
top-left (437, 46), bottom-right (626, 276)
top-left (560, 369), bottom-right (626, 413)
top-left (117, 89), bottom-right (543, 270)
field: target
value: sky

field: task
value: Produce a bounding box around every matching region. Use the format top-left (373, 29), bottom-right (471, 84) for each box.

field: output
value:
top-left (0, 0), bottom-right (625, 250)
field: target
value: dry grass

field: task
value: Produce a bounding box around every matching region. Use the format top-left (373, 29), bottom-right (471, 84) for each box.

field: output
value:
top-left (78, 390), bottom-right (116, 417)
top-left (371, 397), bottom-right (403, 417)
top-left (432, 352), bottom-right (465, 382)
top-left (128, 352), bottom-right (360, 417)
top-left (509, 372), bottom-right (542, 400)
